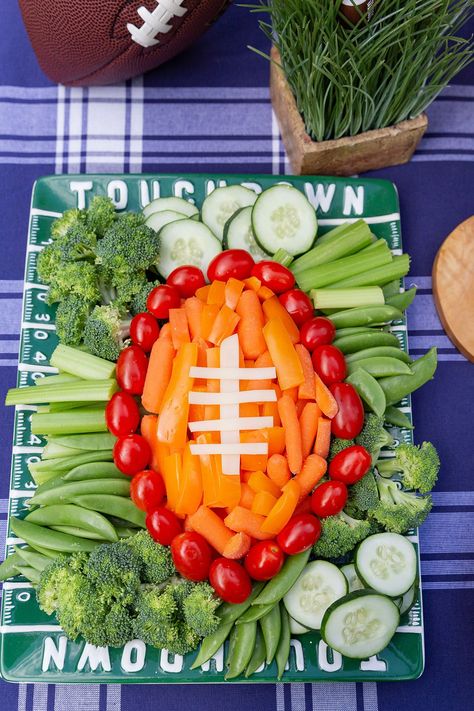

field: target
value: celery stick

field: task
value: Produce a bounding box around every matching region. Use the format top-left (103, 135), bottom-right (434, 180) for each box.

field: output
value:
top-left (42, 443), bottom-right (85, 460)
top-left (327, 254), bottom-right (410, 288)
top-left (30, 406), bottom-right (107, 436)
top-left (296, 244), bottom-right (391, 291)
top-left (311, 287), bottom-right (385, 310)
top-left (5, 379), bottom-right (117, 406)
top-left (35, 373), bottom-right (80, 387)
top-left (50, 344), bottom-right (116, 380)
top-left (291, 220), bottom-right (373, 274)
top-left (36, 401), bottom-right (92, 414)
top-left (272, 248), bottom-right (293, 267)
top-left (313, 221), bottom-right (375, 247)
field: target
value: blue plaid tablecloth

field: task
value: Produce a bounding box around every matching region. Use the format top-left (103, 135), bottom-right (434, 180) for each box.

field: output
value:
top-left (0, 2), bottom-right (473, 710)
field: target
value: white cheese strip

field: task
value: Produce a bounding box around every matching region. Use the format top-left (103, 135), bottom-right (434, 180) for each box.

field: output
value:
top-left (219, 334), bottom-right (240, 475)
top-left (189, 416), bottom-right (274, 433)
top-left (190, 443), bottom-right (268, 456)
top-left (189, 390), bottom-right (277, 405)
top-left (189, 366), bottom-right (276, 380)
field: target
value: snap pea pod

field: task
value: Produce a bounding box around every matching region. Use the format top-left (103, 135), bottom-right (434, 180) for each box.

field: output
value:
top-left (114, 526), bottom-right (138, 539)
top-left (384, 405), bottom-right (414, 429)
top-left (14, 545), bottom-right (52, 572)
top-left (16, 565), bottom-right (41, 584)
top-left (329, 305), bottom-right (403, 329)
top-left (346, 370), bottom-right (386, 418)
top-left (26, 504), bottom-right (118, 542)
top-left (48, 433), bottom-right (116, 451)
top-left (333, 330), bottom-right (400, 354)
top-left (260, 603), bottom-right (281, 664)
top-left (29, 450), bottom-right (114, 475)
top-left (63, 462), bottom-right (124, 481)
top-left (29, 479), bottom-right (130, 506)
top-left (346, 346), bottom-right (411, 365)
top-left (245, 627), bottom-right (266, 677)
top-left (378, 347), bottom-right (437, 405)
top-left (217, 582), bottom-right (266, 626)
top-left (49, 525), bottom-right (111, 540)
top-left (334, 326), bottom-right (377, 338)
top-left (275, 604), bottom-right (291, 680)
top-left (386, 287), bottom-right (417, 312)
top-left (225, 620), bottom-right (257, 680)
top-left (0, 553), bottom-right (21, 581)
top-left (347, 357), bottom-right (412, 378)
top-left (382, 280), bottom-right (401, 298)
top-left (252, 549), bottom-right (311, 606)
top-left (10, 518), bottom-right (101, 553)
top-left (69, 495), bottom-right (146, 528)
top-left (25, 543), bottom-right (61, 559)
top-left (34, 475), bottom-right (66, 496)
top-left (236, 603), bottom-right (275, 625)
top-left (42, 443), bottom-right (86, 460)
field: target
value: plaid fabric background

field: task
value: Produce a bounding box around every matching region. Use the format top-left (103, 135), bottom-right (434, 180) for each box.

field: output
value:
top-left (0, 2), bottom-right (473, 710)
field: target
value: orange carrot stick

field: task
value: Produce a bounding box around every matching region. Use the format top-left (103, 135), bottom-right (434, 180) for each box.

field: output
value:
top-left (175, 444), bottom-right (203, 516)
top-left (283, 386), bottom-right (299, 402)
top-left (248, 470), bottom-right (281, 498)
top-left (222, 532), bottom-right (252, 560)
top-left (239, 483), bottom-right (256, 509)
top-left (225, 278), bottom-right (245, 310)
top-left (163, 452), bottom-right (183, 512)
top-left (207, 280), bottom-right (226, 306)
top-left (262, 400), bottom-right (280, 427)
top-left (243, 276), bottom-right (261, 292)
top-left (293, 453), bottom-right (327, 501)
top-left (158, 322), bottom-right (172, 342)
top-left (267, 453), bottom-right (291, 488)
top-left (266, 426), bottom-right (286, 456)
top-left (169, 308), bottom-right (190, 350)
top-left (184, 297), bottom-right (204, 340)
top-left (141, 338), bottom-right (175, 414)
top-left (263, 319), bottom-right (304, 391)
top-left (262, 296), bottom-right (300, 345)
top-left (295, 344), bottom-right (316, 400)
top-left (224, 506), bottom-right (274, 540)
top-left (207, 305), bottom-right (240, 346)
top-left (257, 286), bottom-right (275, 302)
top-left (295, 399), bottom-right (306, 418)
top-left (140, 415), bottom-right (161, 472)
top-left (200, 303), bottom-right (220, 342)
top-left (260, 479), bottom-right (300, 535)
top-left (240, 402), bottom-right (260, 418)
top-left (236, 289), bottom-right (267, 359)
top-left (313, 417), bottom-right (332, 458)
top-left (157, 342), bottom-right (198, 449)
top-left (252, 490), bottom-right (278, 516)
top-left (315, 373), bottom-right (339, 419)
top-left (195, 285), bottom-right (211, 302)
top-left (299, 402), bottom-right (322, 459)
top-left (240, 430), bottom-right (269, 471)
top-left (277, 394), bottom-right (303, 474)
top-left (188, 505), bottom-right (234, 555)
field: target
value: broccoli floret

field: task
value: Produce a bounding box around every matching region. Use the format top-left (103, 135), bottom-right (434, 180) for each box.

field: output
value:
top-left (86, 196), bottom-right (116, 236)
top-left (130, 279), bottom-right (161, 315)
top-left (114, 270), bottom-right (148, 310)
top-left (376, 442), bottom-right (440, 493)
top-left (36, 553), bottom-right (85, 615)
top-left (37, 243), bottom-right (63, 285)
top-left (54, 223), bottom-right (97, 263)
top-left (47, 261), bottom-right (101, 305)
top-left (82, 601), bottom-right (135, 648)
top-left (124, 530), bottom-right (175, 585)
top-left (312, 511), bottom-right (371, 559)
top-left (329, 438), bottom-right (355, 460)
top-left (371, 477), bottom-right (432, 533)
top-left (55, 297), bottom-right (93, 346)
top-left (96, 213), bottom-right (160, 277)
top-left (85, 541), bottom-right (143, 603)
top-left (356, 414), bottom-right (394, 462)
top-left (134, 586), bottom-right (200, 655)
top-left (347, 470), bottom-right (379, 513)
top-left (83, 304), bottom-right (132, 361)
top-left (182, 582), bottom-right (220, 638)
top-left (50, 208), bottom-right (85, 240)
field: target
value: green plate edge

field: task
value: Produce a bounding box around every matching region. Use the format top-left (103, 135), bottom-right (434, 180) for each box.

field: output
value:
top-left (0, 173), bottom-right (424, 684)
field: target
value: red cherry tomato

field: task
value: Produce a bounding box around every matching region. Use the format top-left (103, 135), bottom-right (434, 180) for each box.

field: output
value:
top-left (244, 541), bottom-right (285, 581)
top-left (167, 265), bottom-right (206, 298)
top-left (171, 532), bottom-right (213, 582)
top-left (311, 344), bottom-right (347, 385)
top-left (207, 250), bottom-right (255, 282)
top-left (130, 469), bottom-right (166, 512)
top-left (209, 558), bottom-right (252, 604)
top-left (329, 445), bottom-right (372, 485)
top-left (329, 382), bottom-right (365, 439)
top-left (130, 312), bottom-right (160, 353)
top-left (276, 514), bottom-right (321, 554)
top-left (278, 289), bottom-right (313, 326)
top-left (116, 345), bottom-right (148, 395)
top-left (113, 434), bottom-right (151, 476)
top-left (105, 391), bottom-right (140, 437)
top-left (146, 284), bottom-right (181, 319)
top-left (300, 317), bottom-right (336, 351)
top-left (311, 480), bottom-right (348, 518)
top-left (250, 261), bottom-right (295, 294)
top-left (146, 506), bottom-right (182, 546)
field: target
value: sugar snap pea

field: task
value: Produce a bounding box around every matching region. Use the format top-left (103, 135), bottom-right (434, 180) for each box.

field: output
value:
top-left (382, 280), bottom-right (401, 298)
top-left (69, 495), bottom-right (146, 528)
top-left (260, 603), bottom-right (281, 664)
top-left (217, 582), bottom-right (266, 625)
top-left (49, 433), bottom-right (116, 451)
top-left (245, 627), bottom-right (266, 677)
top-left (236, 603), bottom-right (274, 625)
top-left (114, 525), bottom-right (138, 539)
top-left (346, 369), bottom-right (386, 418)
top-left (386, 287), bottom-right (417, 312)
top-left (347, 356), bottom-right (412, 378)
top-left (0, 553), bottom-right (21, 581)
top-left (378, 347), bottom-right (437, 405)
top-left (225, 620), bottom-right (257, 680)
top-left (252, 549), bottom-right (311, 607)
top-left (333, 330), bottom-right (400, 354)
top-left (346, 346), bottom-right (411, 364)
top-left (49, 525), bottom-right (112, 540)
top-left (63, 462), bottom-right (123, 481)
top-left (29, 450), bottom-right (113, 476)
top-left (14, 545), bottom-right (51, 572)
top-left (330, 305), bottom-right (403, 329)
top-left (16, 565), bottom-right (41, 584)
top-left (29, 479), bottom-right (130, 506)
top-left (26, 504), bottom-right (118, 542)
top-left (34, 475), bottom-right (67, 496)
top-left (275, 604), bottom-right (291, 680)
top-left (190, 621), bottom-right (233, 669)
top-left (10, 517), bottom-right (101, 553)
top-left (25, 542), bottom-right (60, 559)
top-left (42, 443), bottom-right (86, 460)
top-left (334, 326), bottom-right (378, 338)
top-left (384, 405), bottom-right (414, 429)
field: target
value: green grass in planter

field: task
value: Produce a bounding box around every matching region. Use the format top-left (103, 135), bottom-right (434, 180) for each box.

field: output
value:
top-left (245, 0), bottom-right (473, 141)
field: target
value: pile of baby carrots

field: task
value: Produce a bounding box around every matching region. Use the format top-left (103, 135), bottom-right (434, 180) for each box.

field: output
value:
top-left (138, 275), bottom-right (339, 559)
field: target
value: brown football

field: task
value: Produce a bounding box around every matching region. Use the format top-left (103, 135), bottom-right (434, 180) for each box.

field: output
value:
top-left (18, 0), bottom-right (231, 86)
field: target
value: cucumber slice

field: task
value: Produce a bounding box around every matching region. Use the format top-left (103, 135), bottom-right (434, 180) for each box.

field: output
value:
top-left (252, 185), bottom-right (317, 256)
top-left (340, 563), bottom-right (365, 592)
top-left (156, 219), bottom-right (222, 279)
top-left (223, 206), bottom-right (267, 261)
top-left (202, 185), bottom-right (258, 241)
top-left (321, 590), bottom-right (400, 659)
top-left (145, 210), bottom-right (188, 232)
top-left (143, 197), bottom-right (199, 219)
top-left (283, 560), bottom-right (347, 630)
top-left (289, 617), bottom-right (310, 635)
top-left (355, 533), bottom-right (417, 597)
top-left (398, 582), bottom-right (418, 615)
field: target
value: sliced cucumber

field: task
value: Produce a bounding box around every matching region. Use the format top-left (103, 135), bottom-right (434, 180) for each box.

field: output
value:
top-left (145, 209), bottom-right (188, 232)
top-left (355, 533), bottom-right (417, 597)
top-left (143, 197), bottom-right (199, 220)
top-left (340, 563), bottom-right (365, 593)
top-left (283, 560), bottom-right (347, 630)
top-left (223, 206), bottom-right (267, 261)
top-left (202, 185), bottom-right (258, 241)
top-left (321, 591), bottom-right (400, 659)
top-left (289, 616), bottom-right (310, 635)
top-left (397, 582), bottom-right (418, 615)
top-left (252, 185), bottom-right (317, 256)
top-left (156, 219), bottom-right (222, 279)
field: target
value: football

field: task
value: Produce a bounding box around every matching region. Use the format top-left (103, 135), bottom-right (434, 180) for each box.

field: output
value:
top-left (18, 0), bottom-right (231, 86)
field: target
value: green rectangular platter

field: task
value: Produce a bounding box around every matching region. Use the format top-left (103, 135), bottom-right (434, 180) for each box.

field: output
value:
top-left (0, 173), bottom-right (423, 684)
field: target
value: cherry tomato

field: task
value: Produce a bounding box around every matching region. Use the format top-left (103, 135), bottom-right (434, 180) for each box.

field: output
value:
top-left (146, 506), bottom-right (182, 545)
top-left (251, 261), bottom-right (295, 294)
top-left (116, 345), bottom-right (148, 395)
top-left (130, 469), bottom-right (166, 512)
top-left (329, 445), bottom-right (372, 485)
top-left (171, 532), bottom-right (213, 582)
top-left (209, 558), bottom-right (252, 604)
top-left (167, 265), bottom-right (206, 298)
top-left (207, 250), bottom-right (255, 282)
top-left (278, 289), bottom-right (313, 326)
top-left (311, 480), bottom-right (348, 518)
top-left (105, 391), bottom-right (140, 437)
top-left (113, 434), bottom-right (151, 476)
top-left (244, 541), bottom-right (285, 581)
top-left (276, 514), bottom-right (321, 554)
top-left (329, 382), bottom-right (365, 439)
top-left (130, 312), bottom-right (160, 352)
top-left (311, 344), bottom-right (347, 385)
top-left (300, 317), bottom-right (336, 351)
top-left (146, 284), bottom-right (181, 319)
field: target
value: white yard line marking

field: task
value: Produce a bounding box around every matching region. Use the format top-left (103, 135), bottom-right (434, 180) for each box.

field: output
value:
top-left (12, 446), bottom-right (43, 455)
top-left (0, 624), bottom-right (62, 633)
top-left (190, 443), bottom-right (268, 456)
top-left (30, 208), bottom-right (62, 219)
top-left (18, 363), bottom-right (58, 373)
top-left (189, 416), bottom-right (274, 433)
top-left (189, 390), bottom-right (276, 405)
top-left (2, 582), bottom-right (33, 590)
top-left (190, 366), bottom-right (276, 380)
top-left (318, 212), bottom-right (400, 225)
top-left (22, 322), bottom-right (56, 331)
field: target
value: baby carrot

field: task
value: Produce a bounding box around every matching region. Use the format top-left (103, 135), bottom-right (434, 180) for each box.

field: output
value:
top-left (313, 417), bottom-right (332, 458)
top-left (299, 402), bottom-right (321, 459)
top-left (267, 454), bottom-right (291, 488)
top-left (141, 338), bottom-right (175, 414)
top-left (293, 453), bottom-right (327, 501)
top-left (277, 394), bottom-right (303, 474)
top-left (236, 290), bottom-right (267, 359)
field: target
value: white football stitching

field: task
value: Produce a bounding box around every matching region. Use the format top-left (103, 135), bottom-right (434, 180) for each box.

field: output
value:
top-left (127, 0), bottom-right (188, 48)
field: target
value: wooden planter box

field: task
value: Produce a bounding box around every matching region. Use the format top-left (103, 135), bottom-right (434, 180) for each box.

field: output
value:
top-left (270, 47), bottom-right (428, 176)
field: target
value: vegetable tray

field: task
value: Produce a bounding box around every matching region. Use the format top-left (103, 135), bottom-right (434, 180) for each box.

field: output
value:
top-left (0, 173), bottom-right (423, 683)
